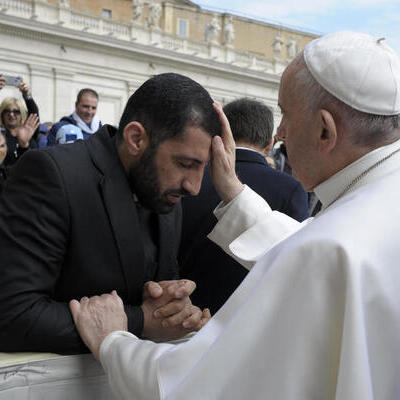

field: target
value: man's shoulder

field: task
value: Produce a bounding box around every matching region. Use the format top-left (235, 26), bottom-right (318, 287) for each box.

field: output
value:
top-left (14, 141), bottom-right (89, 179)
top-left (48, 116), bottom-right (79, 146)
top-left (53, 115), bottom-right (77, 129)
top-left (237, 155), bottom-right (303, 190)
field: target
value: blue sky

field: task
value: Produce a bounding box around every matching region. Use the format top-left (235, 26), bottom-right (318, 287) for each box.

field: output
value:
top-left (196, 0), bottom-right (400, 53)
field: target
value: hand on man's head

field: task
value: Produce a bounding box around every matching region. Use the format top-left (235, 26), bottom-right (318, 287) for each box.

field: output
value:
top-left (210, 102), bottom-right (244, 203)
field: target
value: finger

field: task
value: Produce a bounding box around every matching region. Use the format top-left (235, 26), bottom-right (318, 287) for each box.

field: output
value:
top-left (167, 279), bottom-right (196, 298)
top-left (154, 298), bottom-right (188, 318)
top-left (69, 299), bottom-right (81, 323)
top-left (185, 308), bottom-right (210, 331)
top-left (111, 290), bottom-right (124, 306)
top-left (163, 304), bottom-right (200, 328)
top-left (213, 102), bottom-right (235, 151)
top-left (211, 135), bottom-right (226, 160)
top-left (199, 308), bottom-right (211, 328)
top-left (181, 306), bottom-right (202, 329)
top-left (144, 281), bottom-right (163, 299)
top-left (80, 296), bottom-right (89, 304)
top-left (25, 114), bottom-right (38, 124)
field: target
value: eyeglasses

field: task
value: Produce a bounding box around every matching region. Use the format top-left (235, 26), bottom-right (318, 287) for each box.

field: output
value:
top-left (2, 109), bottom-right (21, 116)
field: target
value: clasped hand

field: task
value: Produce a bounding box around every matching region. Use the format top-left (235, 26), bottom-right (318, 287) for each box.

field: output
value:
top-left (141, 279), bottom-right (210, 341)
top-left (69, 280), bottom-right (210, 360)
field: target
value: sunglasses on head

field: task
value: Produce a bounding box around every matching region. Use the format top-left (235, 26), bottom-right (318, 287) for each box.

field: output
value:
top-left (3, 109), bottom-right (21, 116)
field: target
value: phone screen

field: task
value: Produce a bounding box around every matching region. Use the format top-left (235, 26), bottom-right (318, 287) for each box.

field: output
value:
top-left (4, 75), bottom-right (21, 87)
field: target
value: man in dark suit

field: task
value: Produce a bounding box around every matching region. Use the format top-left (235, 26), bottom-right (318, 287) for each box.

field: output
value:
top-left (179, 98), bottom-right (308, 314)
top-left (0, 73), bottom-right (220, 353)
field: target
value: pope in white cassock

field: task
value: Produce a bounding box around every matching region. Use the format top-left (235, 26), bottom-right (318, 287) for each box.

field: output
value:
top-left (70, 31), bottom-right (400, 399)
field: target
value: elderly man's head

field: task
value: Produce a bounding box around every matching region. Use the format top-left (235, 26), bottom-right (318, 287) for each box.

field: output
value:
top-left (277, 32), bottom-right (400, 191)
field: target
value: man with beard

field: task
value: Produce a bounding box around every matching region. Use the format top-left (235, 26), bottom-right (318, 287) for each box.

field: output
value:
top-left (0, 73), bottom-right (219, 353)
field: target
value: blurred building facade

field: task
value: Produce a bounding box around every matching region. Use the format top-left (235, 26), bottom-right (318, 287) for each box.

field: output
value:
top-left (0, 0), bottom-right (317, 126)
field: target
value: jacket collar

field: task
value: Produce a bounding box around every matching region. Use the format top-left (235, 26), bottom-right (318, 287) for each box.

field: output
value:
top-left (235, 148), bottom-right (269, 166)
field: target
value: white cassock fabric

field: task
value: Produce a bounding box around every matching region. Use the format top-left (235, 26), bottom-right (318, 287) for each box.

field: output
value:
top-left (100, 139), bottom-right (400, 400)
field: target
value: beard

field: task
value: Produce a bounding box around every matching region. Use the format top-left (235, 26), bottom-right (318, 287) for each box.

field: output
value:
top-left (128, 146), bottom-right (189, 214)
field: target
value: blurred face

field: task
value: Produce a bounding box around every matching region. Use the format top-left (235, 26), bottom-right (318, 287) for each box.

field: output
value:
top-left (129, 126), bottom-right (212, 214)
top-left (2, 105), bottom-right (22, 130)
top-left (276, 68), bottom-right (320, 191)
top-left (75, 94), bottom-right (98, 124)
top-left (0, 134), bottom-right (7, 164)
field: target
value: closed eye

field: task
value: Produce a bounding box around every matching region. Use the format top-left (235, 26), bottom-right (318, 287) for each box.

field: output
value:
top-left (178, 161), bottom-right (193, 169)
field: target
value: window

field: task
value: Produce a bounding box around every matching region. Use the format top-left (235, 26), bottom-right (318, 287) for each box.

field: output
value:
top-left (102, 9), bottom-right (112, 19)
top-left (177, 19), bottom-right (188, 38)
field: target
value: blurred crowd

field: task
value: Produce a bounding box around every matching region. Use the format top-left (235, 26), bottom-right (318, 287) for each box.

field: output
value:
top-left (0, 74), bottom-right (103, 190)
top-left (0, 73), bottom-right (299, 197)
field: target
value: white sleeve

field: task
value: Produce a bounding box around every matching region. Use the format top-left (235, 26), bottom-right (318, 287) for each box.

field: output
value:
top-left (99, 331), bottom-right (174, 400)
top-left (208, 185), bottom-right (308, 269)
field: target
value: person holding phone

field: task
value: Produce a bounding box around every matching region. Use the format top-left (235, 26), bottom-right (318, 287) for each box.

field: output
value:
top-left (0, 74), bottom-right (40, 166)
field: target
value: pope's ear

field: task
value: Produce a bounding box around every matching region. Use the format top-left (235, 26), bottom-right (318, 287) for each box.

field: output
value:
top-left (319, 109), bottom-right (338, 154)
top-left (122, 121), bottom-right (148, 157)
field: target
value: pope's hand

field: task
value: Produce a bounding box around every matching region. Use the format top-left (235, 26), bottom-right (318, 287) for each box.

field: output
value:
top-left (69, 290), bottom-right (128, 360)
top-left (210, 102), bottom-right (244, 203)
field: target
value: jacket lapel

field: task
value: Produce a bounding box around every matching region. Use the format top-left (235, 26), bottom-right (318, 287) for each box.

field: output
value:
top-left (87, 126), bottom-right (146, 304)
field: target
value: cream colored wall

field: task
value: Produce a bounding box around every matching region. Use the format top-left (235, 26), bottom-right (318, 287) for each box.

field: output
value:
top-left (70, 0), bottom-right (131, 22)
top-left (45, 0), bottom-right (316, 60)
top-left (1, 0), bottom-right (317, 128)
top-left (46, 0), bottom-right (133, 22)
top-left (161, 4), bottom-right (316, 59)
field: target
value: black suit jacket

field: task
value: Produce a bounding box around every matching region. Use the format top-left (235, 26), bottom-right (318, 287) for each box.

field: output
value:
top-left (0, 125), bottom-right (181, 353)
top-left (179, 148), bottom-right (308, 314)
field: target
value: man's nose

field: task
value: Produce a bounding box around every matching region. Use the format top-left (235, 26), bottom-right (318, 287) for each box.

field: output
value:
top-left (182, 173), bottom-right (203, 196)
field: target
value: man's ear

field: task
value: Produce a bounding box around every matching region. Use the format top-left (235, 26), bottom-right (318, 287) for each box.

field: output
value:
top-left (263, 137), bottom-right (274, 154)
top-left (318, 109), bottom-right (338, 154)
top-left (123, 121), bottom-right (148, 157)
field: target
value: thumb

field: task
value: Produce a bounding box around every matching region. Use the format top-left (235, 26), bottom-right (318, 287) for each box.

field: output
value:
top-left (69, 299), bottom-right (81, 323)
top-left (144, 281), bottom-right (163, 299)
top-left (211, 135), bottom-right (225, 161)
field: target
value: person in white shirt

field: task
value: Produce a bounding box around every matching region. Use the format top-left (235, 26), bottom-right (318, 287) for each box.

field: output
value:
top-left (70, 31), bottom-right (400, 400)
